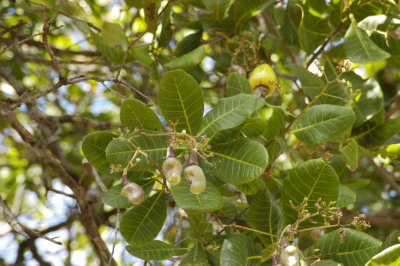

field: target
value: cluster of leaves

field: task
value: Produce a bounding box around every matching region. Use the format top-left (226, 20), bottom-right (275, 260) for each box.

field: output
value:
top-left (1, 0), bottom-right (400, 265)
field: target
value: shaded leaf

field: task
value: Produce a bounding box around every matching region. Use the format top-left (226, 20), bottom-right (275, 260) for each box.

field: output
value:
top-left (282, 159), bottom-right (339, 225)
top-left (246, 189), bottom-right (282, 245)
top-left (101, 22), bottom-right (128, 47)
top-left (314, 228), bottom-right (382, 265)
top-left (340, 139), bottom-right (358, 171)
top-left (353, 116), bottom-right (400, 149)
top-left (337, 185), bottom-right (356, 208)
top-left (220, 235), bottom-right (248, 266)
top-left (82, 131), bottom-right (116, 175)
top-left (126, 240), bottom-right (189, 260)
top-left (120, 98), bottom-right (163, 131)
top-left (226, 73), bottom-right (252, 97)
top-left (180, 241), bottom-right (209, 266)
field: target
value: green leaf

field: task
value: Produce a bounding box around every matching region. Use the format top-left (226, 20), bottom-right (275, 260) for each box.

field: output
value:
top-left (282, 159), bottom-right (339, 225)
top-left (337, 185), bottom-right (356, 208)
top-left (176, 31), bottom-right (203, 56)
top-left (366, 244), bottom-right (400, 266)
top-left (120, 99), bottom-right (163, 131)
top-left (246, 189), bottom-right (282, 245)
top-left (314, 228), bottom-right (382, 265)
top-left (82, 132), bottom-right (116, 175)
top-left (262, 106), bottom-right (285, 141)
top-left (240, 118), bottom-right (266, 137)
top-left (180, 241), bottom-right (209, 266)
top-left (344, 23), bottom-right (390, 63)
top-left (102, 176), bottom-right (155, 208)
top-left (165, 46), bottom-right (206, 71)
top-left (236, 178), bottom-right (266, 195)
top-left (158, 5), bottom-right (173, 47)
top-left (352, 79), bottom-right (383, 126)
top-left (170, 180), bottom-right (224, 212)
top-left (90, 30), bottom-right (124, 64)
top-left (102, 184), bottom-right (131, 208)
top-left (340, 139), bottom-right (359, 171)
top-left (298, 7), bottom-right (334, 54)
top-left (353, 116), bottom-right (400, 149)
top-left (101, 22), bottom-right (128, 47)
top-left (312, 260), bottom-right (343, 266)
top-left (291, 105), bottom-right (356, 145)
top-left (226, 73), bottom-right (252, 97)
top-left (130, 45), bottom-right (153, 66)
top-left (105, 131), bottom-right (168, 170)
top-left (120, 191), bottom-right (166, 246)
top-left (199, 94), bottom-right (264, 138)
top-left (202, 0), bottom-right (232, 20)
top-left (158, 70), bottom-right (204, 135)
top-left (288, 64), bottom-right (325, 97)
top-left (220, 235), bottom-right (248, 266)
top-left (383, 230), bottom-right (400, 249)
top-left (210, 138), bottom-right (268, 185)
top-left (126, 240), bottom-right (189, 260)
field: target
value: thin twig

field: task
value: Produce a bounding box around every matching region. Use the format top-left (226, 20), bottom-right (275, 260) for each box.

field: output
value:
top-left (0, 194), bottom-right (29, 238)
top-left (108, 209), bottom-right (120, 266)
top-left (115, 0), bottom-right (173, 80)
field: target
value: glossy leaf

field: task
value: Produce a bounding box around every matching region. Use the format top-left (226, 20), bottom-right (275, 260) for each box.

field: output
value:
top-left (170, 180), bottom-right (224, 212)
top-left (344, 23), bottom-right (390, 63)
top-left (158, 70), bottom-right (204, 135)
top-left (226, 72), bottom-right (252, 97)
top-left (282, 159), bottom-right (339, 225)
top-left (291, 105), bottom-right (356, 145)
top-left (120, 98), bottom-right (163, 131)
top-left (82, 131), bottom-right (116, 175)
top-left (314, 228), bottom-right (382, 265)
top-left (210, 138), bottom-right (268, 185)
top-left (199, 94), bottom-right (264, 138)
top-left (126, 240), bottom-right (189, 260)
top-left (120, 191), bottom-right (166, 246)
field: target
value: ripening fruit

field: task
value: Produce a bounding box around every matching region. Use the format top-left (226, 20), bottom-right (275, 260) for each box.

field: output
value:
top-left (280, 245), bottom-right (300, 266)
top-left (249, 63), bottom-right (277, 98)
top-left (386, 143), bottom-right (400, 159)
top-left (121, 182), bottom-right (145, 205)
top-left (162, 157), bottom-right (183, 185)
top-left (183, 165), bottom-right (206, 194)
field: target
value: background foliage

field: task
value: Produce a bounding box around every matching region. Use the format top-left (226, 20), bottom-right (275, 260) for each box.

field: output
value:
top-left (0, 0), bottom-right (400, 265)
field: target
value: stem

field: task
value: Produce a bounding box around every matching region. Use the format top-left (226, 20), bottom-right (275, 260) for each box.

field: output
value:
top-left (187, 150), bottom-right (199, 166)
top-left (224, 224), bottom-right (277, 237)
